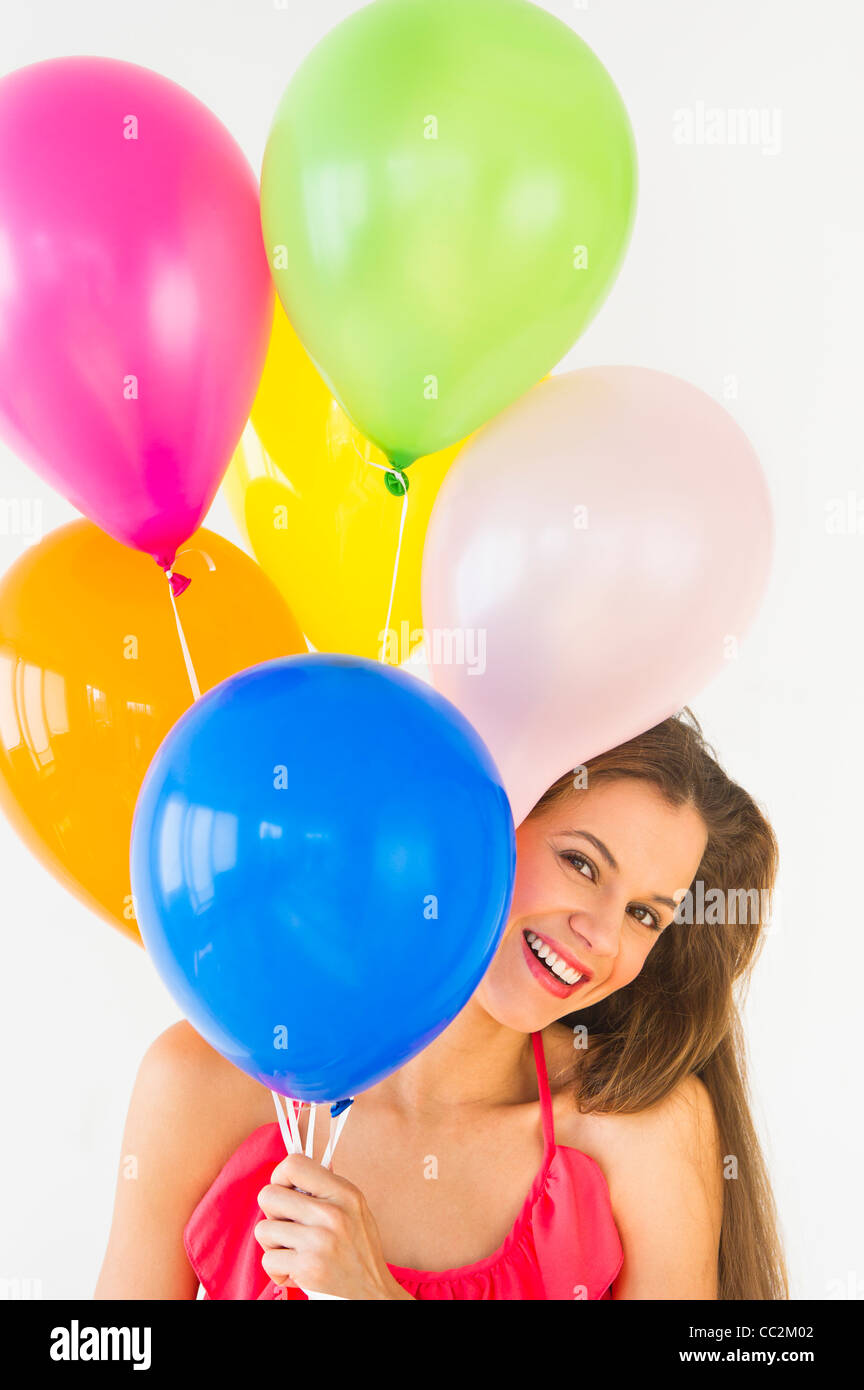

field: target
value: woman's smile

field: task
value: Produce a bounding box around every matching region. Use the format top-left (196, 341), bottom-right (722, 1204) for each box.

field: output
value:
top-left (520, 928), bottom-right (593, 999)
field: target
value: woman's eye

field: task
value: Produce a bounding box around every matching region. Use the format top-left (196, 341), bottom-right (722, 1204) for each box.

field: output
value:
top-left (561, 851), bottom-right (596, 881)
top-left (557, 851), bottom-right (661, 931)
top-left (630, 905), bottom-right (661, 931)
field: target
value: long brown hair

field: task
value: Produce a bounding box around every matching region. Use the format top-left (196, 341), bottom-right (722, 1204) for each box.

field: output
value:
top-left (530, 708), bottom-right (787, 1300)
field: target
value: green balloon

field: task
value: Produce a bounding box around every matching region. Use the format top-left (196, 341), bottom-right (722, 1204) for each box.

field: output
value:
top-left (261, 0), bottom-right (637, 469)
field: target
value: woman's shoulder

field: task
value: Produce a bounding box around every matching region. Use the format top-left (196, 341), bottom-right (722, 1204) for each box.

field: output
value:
top-left (95, 1024), bottom-right (278, 1298)
top-left (139, 1020), bottom-right (266, 1101)
top-left (538, 1027), bottom-right (724, 1297)
top-left (541, 1023), bottom-right (720, 1178)
top-left (133, 1022), bottom-right (276, 1180)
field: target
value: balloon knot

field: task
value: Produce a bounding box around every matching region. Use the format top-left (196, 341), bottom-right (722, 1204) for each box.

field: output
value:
top-left (166, 569), bottom-right (191, 597)
top-left (384, 468), bottom-right (409, 497)
top-left (330, 1097), bottom-right (354, 1118)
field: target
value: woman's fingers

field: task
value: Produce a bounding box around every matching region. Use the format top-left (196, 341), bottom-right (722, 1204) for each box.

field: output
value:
top-left (269, 1152), bottom-right (358, 1201)
top-left (261, 1244), bottom-right (334, 1294)
top-left (255, 1154), bottom-right (372, 1298)
top-left (260, 1246), bottom-right (299, 1287)
top-left (257, 1222), bottom-right (343, 1295)
top-left (255, 1154), bottom-right (393, 1299)
top-left (254, 1217), bottom-right (312, 1252)
top-left (256, 1181), bottom-right (328, 1226)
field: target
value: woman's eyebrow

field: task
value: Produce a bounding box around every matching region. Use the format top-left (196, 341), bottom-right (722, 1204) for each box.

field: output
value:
top-left (563, 829), bottom-right (619, 870)
top-left (563, 830), bottom-right (678, 910)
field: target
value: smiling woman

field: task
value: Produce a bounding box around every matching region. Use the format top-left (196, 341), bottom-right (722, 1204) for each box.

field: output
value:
top-left (96, 707), bottom-right (786, 1302)
top-left (521, 710), bottom-right (787, 1300)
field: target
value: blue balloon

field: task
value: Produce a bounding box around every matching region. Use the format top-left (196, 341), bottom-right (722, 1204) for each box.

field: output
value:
top-left (131, 655), bottom-right (515, 1102)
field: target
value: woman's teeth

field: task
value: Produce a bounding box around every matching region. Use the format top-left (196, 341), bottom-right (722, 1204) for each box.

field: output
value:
top-left (525, 932), bottom-right (583, 986)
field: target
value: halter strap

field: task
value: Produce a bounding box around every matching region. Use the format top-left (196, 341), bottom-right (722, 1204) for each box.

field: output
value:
top-left (531, 1031), bottom-right (555, 1153)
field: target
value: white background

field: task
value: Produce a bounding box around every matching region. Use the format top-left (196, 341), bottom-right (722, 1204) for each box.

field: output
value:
top-left (0, 0), bottom-right (861, 1300)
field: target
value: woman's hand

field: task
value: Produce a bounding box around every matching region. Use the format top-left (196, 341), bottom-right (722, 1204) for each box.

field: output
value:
top-left (256, 1153), bottom-right (413, 1300)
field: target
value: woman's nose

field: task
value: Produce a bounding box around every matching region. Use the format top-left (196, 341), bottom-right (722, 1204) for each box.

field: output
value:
top-left (567, 909), bottom-right (621, 959)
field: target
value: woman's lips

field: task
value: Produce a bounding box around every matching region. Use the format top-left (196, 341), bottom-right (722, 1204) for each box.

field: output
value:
top-left (519, 930), bottom-right (592, 1000)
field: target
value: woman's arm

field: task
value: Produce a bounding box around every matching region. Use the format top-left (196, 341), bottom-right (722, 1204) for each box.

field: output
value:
top-left (95, 1021), bottom-right (266, 1299)
top-left (604, 1073), bottom-right (724, 1300)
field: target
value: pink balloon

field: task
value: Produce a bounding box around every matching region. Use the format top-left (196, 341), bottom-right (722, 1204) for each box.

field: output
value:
top-left (0, 57), bottom-right (273, 570)
top-left (422, 368), bottom-right (773, 825)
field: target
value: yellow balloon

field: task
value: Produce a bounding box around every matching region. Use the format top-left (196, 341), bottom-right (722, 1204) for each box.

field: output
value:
top-left (223, 302), bottom-right (463, 661)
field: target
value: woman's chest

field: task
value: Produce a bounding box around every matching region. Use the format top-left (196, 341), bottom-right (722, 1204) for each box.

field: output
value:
top-left (314, 1111), bottom-right (548, 1273)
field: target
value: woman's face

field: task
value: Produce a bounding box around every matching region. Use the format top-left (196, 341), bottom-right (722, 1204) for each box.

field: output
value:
top-left (476, 777), bottom-right (709, 1033)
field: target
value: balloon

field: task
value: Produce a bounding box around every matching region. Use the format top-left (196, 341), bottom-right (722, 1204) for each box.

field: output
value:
top-left (0, 57), bottom-right (273, 571)
top-left (223, 302), bottom-right (463, 659)
top-left (131, 655), bottom-right (515, 1101)
top-left (260, 0), bottom-right (636, 469)
top-left (0, 523), bottom-right (305, 941)
top-left (422, 368), bottom-right (774, 825)
top-left (248, 297), bottom-right (331, 471)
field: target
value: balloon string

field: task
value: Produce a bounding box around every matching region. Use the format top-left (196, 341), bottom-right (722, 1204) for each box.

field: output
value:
top-left (304, 1098), bottom-right (316, 1158)
top-left (381, 485), bottom-right (408, 662)
top-left (363, 457), bottom-right (409, 663)
top-left (270, 1092), bottom-right (354, 1169)
top-left (166, 573), bottom-right (201, 701)
top-left (321, 1102), bottom-right (353, 1168)
top-left (271, 1091), bottom-right (298, 1154)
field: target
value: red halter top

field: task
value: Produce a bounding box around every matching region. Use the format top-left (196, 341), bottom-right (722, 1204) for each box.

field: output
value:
top-left (184, 1031), bottom-right (624, 1300)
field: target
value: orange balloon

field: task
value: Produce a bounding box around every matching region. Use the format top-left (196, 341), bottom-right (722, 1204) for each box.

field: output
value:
top-left (0, 522), bottom-right (305, 942)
